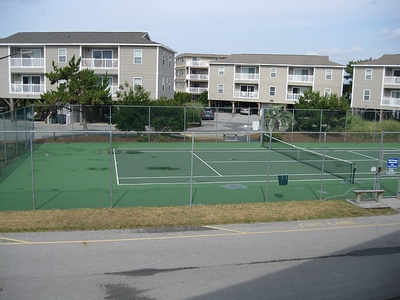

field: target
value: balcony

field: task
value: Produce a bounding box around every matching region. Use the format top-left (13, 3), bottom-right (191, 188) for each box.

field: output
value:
top-left (233, 91), bottom-right (259, 99)
top-left (10, 57), bottom-right (44, 68)
top-left (381, 97), bottom-right (400, 107)
top-left (81, 58), bottom-right (118, 69)
top-left (288, 75), bottom-right (314, 83)
top-left (187, 74), bottom-right (209, 80)
top-left (384, 76), bottom-right (400, 85)
top-left (286, 93), bottom-right (302, 101)
top-left (11, 84), bottom-right (44, 94)
top-left (188, 87), bottom-right (208, 94)
top-left (234, 73), bottom-right (260, 81)
top-left (186, 61), bottom-right (208, 67)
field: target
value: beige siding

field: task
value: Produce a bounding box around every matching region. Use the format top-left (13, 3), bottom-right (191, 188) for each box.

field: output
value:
top-left (259, 66), bottom-right (288, 103)
top-left (119, 46), bottom-right (158, 98)
top-left (45, 45), bottom-right (81, 93)
top-left (352, 66), bottom-right (384, 109)
top-left (313, 67), bottom-right (343, 96)
top-left (0, 47), bottom-right (10, 97)
top-left (208, 64), bottom-right (234, 101)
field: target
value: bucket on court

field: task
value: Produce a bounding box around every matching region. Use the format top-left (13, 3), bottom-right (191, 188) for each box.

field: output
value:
top-left (278, 174), bottom-right (288, 185)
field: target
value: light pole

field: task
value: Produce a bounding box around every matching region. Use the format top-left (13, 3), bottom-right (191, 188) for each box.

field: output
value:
top-left (0, 50), bottom-right (33, 60)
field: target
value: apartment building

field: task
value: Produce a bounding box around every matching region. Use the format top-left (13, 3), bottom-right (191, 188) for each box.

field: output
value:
top-left (0, 32), bottom-right (176, 108)
top-left (175, 53), bottom-right (228, 100)
top-left (208, 54), bottom-right (345, 113)
top-left (351, 54), bottom-right (400, 115)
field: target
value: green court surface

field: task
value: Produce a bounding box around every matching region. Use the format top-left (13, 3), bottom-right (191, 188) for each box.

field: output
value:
top-left (0, 141), bottom-right (399, 211)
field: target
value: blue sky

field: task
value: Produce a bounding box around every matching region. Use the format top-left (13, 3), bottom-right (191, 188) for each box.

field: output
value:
top-left (0, 0), bottom-right (399, 64)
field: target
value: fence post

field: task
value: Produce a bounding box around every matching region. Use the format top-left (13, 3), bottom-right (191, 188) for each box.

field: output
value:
top-left (30, 130), bottom-right (36, 210)
top-left (109, 130), bottom-right (113, 208)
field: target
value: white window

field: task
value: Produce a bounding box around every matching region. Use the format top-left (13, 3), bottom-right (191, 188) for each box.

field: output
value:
top-left (22, 75), bottom-right (41, 93)
top-left (162, 51), bottom-right (165, 66)
top-left (162, 78), bottom-right (165, 91)
top-left (324, 88), bottom-right (332, 96)
top-left (270, 68), bottom-right (277, 78)
top-left (241, 67), bottom-right (256, 74)
top-left (269, 86), bottom-right (276, 96)
top-left (363, 89), bottom-right (371, 101)
top-left (365, 69), bottom-right (372, 80)
top-left (391, 91), bottom-right (400, 99)
top-left (93, 50), bottom-right (113, 68)
top-left (134, 49), bottom-right (142, 64)
top-left (218, 84), bottom-right (224, 94)
top-left (58, 48), bottom-right (67, 63)
top-left (218, 67), bottom-right (225, 76)
top-left (133, 77), bottom-right (142, 88)
top-left (325, 69), bottom-right (332, 80)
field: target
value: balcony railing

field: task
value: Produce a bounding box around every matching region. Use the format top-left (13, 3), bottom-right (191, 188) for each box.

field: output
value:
top-left (234, 73), bottom-right (260, 81)
top-left (233, 91), bottom-right (259, 98)
top-left (288, 75), bottom-right (314, 83)
top-left (81, 58), bottom-right (118, 69)
top-left (384, 76), bottom-right (400, 85)
top-left (10, 58), bottom-right (44, 68)
top-left (187, 74), bottom-right (209, 80)
top-left (286, 93), bottom-right (303, 100)
top-left (11, 84), bottom-right (44, 94)
top-left (188, 87), bottom-right (208, 94)
top-left (186, 61), bottom-right (208, 67)
top-left (381, 97), bottom-right (400, 107)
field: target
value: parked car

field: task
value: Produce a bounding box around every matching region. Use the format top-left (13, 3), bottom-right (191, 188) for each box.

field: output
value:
top-left (240, 107), bottom-right (251, 115)
top-left (201, 108), bottom-right (215, 120)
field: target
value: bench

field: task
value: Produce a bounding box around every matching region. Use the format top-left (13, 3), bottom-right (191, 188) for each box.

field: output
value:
top-left (353, 189), bottom-right (385, 204)
top-left (223, 133), bottom-right (238, 142)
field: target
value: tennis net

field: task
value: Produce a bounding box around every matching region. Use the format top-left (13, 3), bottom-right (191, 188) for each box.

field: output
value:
top-left (262, 134), bottom-right (355, 183)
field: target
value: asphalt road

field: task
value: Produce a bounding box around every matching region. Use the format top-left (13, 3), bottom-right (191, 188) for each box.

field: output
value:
top-left (1, 213), bottom-right (400, 300)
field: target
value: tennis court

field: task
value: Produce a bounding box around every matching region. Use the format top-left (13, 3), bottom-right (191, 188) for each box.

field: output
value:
top-left (0, 132), bottom-right (399, 211)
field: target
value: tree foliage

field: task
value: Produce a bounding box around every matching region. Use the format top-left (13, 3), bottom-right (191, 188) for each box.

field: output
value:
top-left (112, 83), bottom-right (200, 132)
top-left (41, 55), bottom-right (112, 127)
top-left (293, 89), bottom-right (350, 131)
top-left (263, 106), bottom-right (292, 131)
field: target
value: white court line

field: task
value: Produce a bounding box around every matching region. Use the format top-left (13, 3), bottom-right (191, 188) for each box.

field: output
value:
top-left (348, 150), bottom-right (379, 161)
top-left (113, 149), bottom-right (120, 185)
top-left (192, 152), bottom-right (223, 177)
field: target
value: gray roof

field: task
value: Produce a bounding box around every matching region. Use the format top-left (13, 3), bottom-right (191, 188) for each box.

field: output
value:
top-left (176, 53), bottom-right (229, 59)
top-left (209, 54), bottom-right (344, 67)
top-left (0, 32), bottom-right (158, 45)
top-left (353, 54), bottom-right (400, 66)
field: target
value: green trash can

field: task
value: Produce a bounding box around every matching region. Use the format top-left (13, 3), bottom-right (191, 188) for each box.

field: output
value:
top-left (278, 174), bottom-right (288, 185)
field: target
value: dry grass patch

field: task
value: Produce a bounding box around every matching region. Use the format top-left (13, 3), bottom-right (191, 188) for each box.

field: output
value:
top-left (0, 200), bottom-right (396, 233)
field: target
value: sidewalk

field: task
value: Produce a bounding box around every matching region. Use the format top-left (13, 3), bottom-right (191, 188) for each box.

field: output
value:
top-left (347, 197), bottom-right (400, 212)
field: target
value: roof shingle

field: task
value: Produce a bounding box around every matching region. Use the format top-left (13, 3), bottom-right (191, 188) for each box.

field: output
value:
top-left (0, 32), bottom-right (157, 45)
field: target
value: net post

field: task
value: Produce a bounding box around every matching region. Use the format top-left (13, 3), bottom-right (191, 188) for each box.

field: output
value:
top-left (265, 128), bottom-right (273, 202)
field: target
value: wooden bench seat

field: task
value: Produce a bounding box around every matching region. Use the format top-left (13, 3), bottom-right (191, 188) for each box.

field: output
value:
top-left (353, 189), bottom-right (385, 204)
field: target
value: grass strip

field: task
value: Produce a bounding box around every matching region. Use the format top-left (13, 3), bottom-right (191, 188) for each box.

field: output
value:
top-left (0, 200), bottom-right (396, 233)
